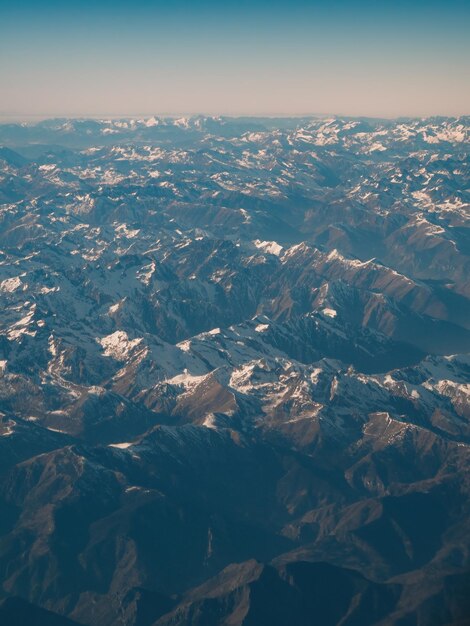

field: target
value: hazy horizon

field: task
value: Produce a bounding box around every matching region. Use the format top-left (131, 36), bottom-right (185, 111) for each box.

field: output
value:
top-left (0, 112), bottom-right (469, 125)
top-left (1, 0), bottom-right (469, 118)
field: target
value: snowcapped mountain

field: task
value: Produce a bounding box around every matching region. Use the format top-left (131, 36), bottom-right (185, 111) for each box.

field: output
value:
top-left (0, 116), bottom-right (469, 625)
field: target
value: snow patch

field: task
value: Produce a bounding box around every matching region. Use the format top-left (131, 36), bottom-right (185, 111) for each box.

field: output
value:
top-left (177, 340), bottom-right (192, 353)
top-left (165, 369), bottom-right (206, 390)
top-left (255, 323), bottom-right (270, 333)
top-left (1, 424), bottom-right (14, 437)
top-left (0, 276), bottom-right (22, 293)
top-left (108, 299), bottom-right (125, 315)
top-left (115, 223), bottom-right (140, 238)
top-left (202, 413), bottom-right (218, 429)
top-left (98, 331), bottom-right (143, 360)
top-left (137, 261), bottom-right (156, 286)
top-left (253, 239), bottom-right (283, 256)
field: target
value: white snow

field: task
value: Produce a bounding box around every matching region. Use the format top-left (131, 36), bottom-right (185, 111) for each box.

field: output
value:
top-left (164, 369), bottom-right (206, 390)
top-left (253, 239), bottom-right (283, 256)
top-left (310, 368), bottom-right (323, 383)
top-left (7, 304), bottom-right (37, 340)
top-left (177, 340), bottom-right (192, 353)
top-left (239, 208), bottom-right (251, 223)
top-left (202, 413), bottom-right (218, 429)
top-left (145, 116), bottom-right (159, 127)
top-left (255, 323), bottom-right (270, 332)
top-left (0, 276), bottom-right (22, 293)
top-left (434, 379), bottom-right (470, 398)
top-left (329, 376), bottom-right (338, 400)
top-left (228, 360), bottom-right (277, 394)
top-left (423, 126), bottom-right (467, 144)
top-left (1, 425), bottom-right (14, 437)
top-left (115, 223), bottom-right (140, 238)
top-left (137, 261), bottom-right (156, 286)
top-left (108, 299), bottom-right (125, 315)
top-left (326, 249), bottom-right (343, 262)
top-left (368, 142), bottom-right (386, 153)
top-left (98, 331), bottom-right (143, 360)
top-left (88, 386), bottom-right (106, 395)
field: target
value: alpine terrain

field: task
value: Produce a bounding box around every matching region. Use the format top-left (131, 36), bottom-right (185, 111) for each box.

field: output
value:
top-left (0, 115), bottom-right (469, 625)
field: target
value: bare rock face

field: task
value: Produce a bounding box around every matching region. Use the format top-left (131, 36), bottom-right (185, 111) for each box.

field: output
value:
top-left (0, 116), bottom-right (469, 625)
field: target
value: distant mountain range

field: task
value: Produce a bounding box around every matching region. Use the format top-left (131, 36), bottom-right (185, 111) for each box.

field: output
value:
top-left (0, 116), bottom-right (469, 625)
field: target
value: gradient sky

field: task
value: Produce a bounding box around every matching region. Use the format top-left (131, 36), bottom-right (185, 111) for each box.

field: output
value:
top-left (1, 0), bottom-right (469, 118)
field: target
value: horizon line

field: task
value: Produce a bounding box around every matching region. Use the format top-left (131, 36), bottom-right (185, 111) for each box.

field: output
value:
top-left (1, 112), bottom-right (469, 124)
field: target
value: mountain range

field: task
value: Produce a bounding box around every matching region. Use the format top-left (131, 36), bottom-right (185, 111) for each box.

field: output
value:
top-left (0, 115), bottom-right (469, 625)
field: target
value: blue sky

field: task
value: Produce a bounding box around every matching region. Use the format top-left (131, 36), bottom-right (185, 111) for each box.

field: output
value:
top-left (1, 0), bottom-right (469, 118)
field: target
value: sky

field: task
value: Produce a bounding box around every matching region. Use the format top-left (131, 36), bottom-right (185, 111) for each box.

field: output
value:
top-left (1, 0), bottom-right (469, 119)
